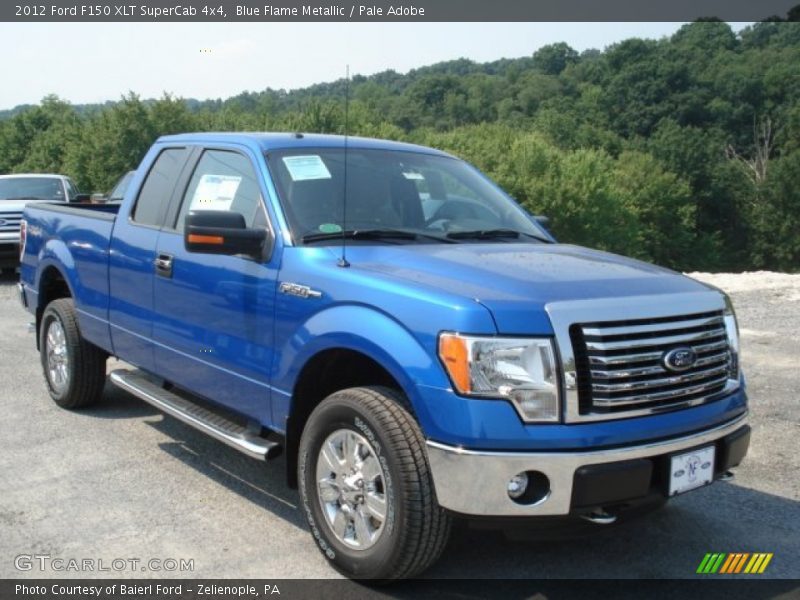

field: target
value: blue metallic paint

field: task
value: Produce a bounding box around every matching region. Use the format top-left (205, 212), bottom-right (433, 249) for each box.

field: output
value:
top-left (151, 141), bottom-right (284, 425)
top-left (22, 208), bottom-right (115, 351)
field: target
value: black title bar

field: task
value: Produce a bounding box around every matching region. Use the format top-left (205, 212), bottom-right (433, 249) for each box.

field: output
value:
top-left (3, 0), bottom-right (799, 22)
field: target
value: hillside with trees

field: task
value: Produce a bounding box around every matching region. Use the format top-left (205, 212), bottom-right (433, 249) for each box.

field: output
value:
top-left (1, 20), bottom-right (798, 272)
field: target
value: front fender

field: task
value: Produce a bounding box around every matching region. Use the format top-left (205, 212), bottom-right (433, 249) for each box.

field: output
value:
top-left (272, 304), bottom-right (451, 435)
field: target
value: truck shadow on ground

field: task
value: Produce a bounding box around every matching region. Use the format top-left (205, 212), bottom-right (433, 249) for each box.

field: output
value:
top-left (82, 381), bottom-right (162, 419)
top-left (140, 397), bottom-right (305, 526)
top-left (85, 383), bottom-right (306, 527)
top-left (83, 385), bottom-right (800, 580)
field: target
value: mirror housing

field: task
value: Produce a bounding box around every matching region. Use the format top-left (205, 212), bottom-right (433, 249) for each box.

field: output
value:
top-left (185, 210), bottom-right (269, 259)
top-left (534, 215), bottom-right (549, 226)
top-left (72, 193), bottom-right (92, 203)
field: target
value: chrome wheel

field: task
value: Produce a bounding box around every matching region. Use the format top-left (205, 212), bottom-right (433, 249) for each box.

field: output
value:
top-left (316, 428), bottom-right (388, 550)
top-left (45, 319), bottom-right (69, 393)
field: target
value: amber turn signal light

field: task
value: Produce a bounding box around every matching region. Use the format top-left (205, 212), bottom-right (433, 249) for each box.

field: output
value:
top-left (187, 234), bottom-right (224, 245)
top-left (438, 333), bottom-right (471, 394)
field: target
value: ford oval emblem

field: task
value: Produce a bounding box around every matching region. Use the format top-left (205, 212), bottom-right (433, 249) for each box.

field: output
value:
top-left (663, 346), bottom-right (697, 372)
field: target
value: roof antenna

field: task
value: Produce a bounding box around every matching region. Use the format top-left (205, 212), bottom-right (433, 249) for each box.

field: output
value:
top-left (338, 64), bottom-right (351, 268)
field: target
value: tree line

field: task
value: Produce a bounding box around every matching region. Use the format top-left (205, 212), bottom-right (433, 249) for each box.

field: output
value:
top-left (1, 20), bottom-right (798, 272)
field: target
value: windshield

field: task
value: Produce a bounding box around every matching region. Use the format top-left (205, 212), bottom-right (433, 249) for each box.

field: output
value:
top-left (266, 148), bottom-right (549, 244)
top-left (0, 177), bottom-right (66, 201)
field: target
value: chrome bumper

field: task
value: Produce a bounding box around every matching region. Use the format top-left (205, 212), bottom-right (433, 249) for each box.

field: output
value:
top-left (426, 413), bottom-right (748, 517)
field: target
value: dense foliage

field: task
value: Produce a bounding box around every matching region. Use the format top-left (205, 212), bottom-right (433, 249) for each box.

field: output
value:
top-left (1, 20), bottom-right (798, 272)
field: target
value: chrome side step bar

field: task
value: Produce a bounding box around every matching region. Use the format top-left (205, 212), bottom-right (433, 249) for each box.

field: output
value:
top-left (109, 369), bottom-right (280, 461)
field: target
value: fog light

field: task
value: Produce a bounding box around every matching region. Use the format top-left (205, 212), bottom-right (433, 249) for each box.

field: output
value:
top-left (507, 472), bottom-right (529, 499)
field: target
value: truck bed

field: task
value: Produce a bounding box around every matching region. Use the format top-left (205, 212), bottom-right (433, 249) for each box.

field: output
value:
top-left (21, 202), bottom-right (122, 353)
top-left (29, 201), bottom-right (121, 220)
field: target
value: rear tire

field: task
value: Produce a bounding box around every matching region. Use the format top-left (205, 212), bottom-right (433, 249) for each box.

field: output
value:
top-left (298, 386), bottom-right (451, 580)
top-left (40, 298), bottom-right (107, 409)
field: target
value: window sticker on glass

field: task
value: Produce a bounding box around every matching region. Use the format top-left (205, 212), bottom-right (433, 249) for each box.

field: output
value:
top-left (282, 155), bottom-right (332, 181)
top-left (402, 171), bottom-right (425, 180)
top-left (191, 174), bottom-right (242, 211)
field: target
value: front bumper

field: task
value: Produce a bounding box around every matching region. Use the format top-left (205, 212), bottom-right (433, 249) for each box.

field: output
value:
top-left (426, 412), bottom-right (749, 517)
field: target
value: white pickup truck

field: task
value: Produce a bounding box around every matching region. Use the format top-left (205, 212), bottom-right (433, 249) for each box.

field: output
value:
top-left (0, 173), bottom-right (83, 273)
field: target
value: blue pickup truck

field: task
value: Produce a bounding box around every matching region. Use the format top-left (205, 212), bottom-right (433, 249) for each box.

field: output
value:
top-left (19, 133), bottom-right (750, 579)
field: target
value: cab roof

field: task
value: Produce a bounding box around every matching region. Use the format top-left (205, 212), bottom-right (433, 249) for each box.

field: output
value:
top-left (156, 132), bottom-right (455, 158)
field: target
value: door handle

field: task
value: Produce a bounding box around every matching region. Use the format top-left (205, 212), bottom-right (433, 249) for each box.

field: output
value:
top-left (154, 253), bottom-right (173, 278)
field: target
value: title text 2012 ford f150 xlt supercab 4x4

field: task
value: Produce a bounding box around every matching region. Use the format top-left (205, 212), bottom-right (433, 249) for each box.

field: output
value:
top-left (19, 133), bottom-right (750, 580)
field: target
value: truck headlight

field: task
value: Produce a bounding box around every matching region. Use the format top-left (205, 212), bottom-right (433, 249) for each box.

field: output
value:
top-left (723, 295), bottom-right (740, 385)
top-left (438, 333), bottom-right (561, 423)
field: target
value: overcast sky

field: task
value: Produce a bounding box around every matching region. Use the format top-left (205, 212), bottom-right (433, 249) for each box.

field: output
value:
top-left (0, 22), bottom-right (749, 110)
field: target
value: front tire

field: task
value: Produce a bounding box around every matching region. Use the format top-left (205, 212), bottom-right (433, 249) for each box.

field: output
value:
top-left (40, 298), bottom-right (107, 409)
top-left (298, 386), bottom-right (451, 580)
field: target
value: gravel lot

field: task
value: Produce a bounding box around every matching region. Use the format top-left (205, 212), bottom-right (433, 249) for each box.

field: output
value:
top-left (0, 270), bottom-right (798, 580)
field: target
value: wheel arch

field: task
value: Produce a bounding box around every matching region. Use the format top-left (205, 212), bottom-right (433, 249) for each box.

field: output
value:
top-left (35, 264), bottom-right (74, 350)
top-left (284, 346), bottom-right (415, 488)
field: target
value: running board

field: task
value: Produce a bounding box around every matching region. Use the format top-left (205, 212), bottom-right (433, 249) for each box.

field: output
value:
top-left (109, 369), bottom-right (281, 461)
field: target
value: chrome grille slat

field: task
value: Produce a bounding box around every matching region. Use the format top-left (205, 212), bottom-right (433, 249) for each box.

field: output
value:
top-left (573, 310), bottom-right (732, 416)
top-left (581, 315), bottom-right (724, 337)
top-left (590, 351), bottom-right (729, 380)
top-left (591, 364), bottom-right (667, 379)
top-left (584, 327), bottom-right (726, 351)
top-left (588, 351), bottom-right (663, 366)
top-left (693, 352), bottom-right (731, 368)
top-left (587, 340), bottom-right (728, 366)
top-left (0, 212), bottom-right (23, 232)
top-left (591, 376), bottom-right (730, 407)
top-left (591, 364), bottom-right (729, 393)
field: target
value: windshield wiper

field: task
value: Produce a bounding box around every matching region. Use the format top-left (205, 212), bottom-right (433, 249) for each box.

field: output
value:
top-left (445, 228), bottom-right (552, 243)
top-left (303, 228), bottom-right (420, 244)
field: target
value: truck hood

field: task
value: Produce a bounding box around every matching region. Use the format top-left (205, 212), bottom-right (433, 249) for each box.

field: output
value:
top-left (349, 243), bottom-right (714, 334)
top-left (1, 199), bottom-right (56, 213)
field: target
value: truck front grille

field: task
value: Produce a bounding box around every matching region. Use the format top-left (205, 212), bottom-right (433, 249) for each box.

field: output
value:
top-left (570, 311), bottom-right (732, 415)
top-left (0, 211), bottom-right (23, 233)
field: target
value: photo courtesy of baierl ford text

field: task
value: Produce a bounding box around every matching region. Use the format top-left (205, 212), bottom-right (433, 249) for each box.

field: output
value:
top-left (0, 1), bottom-right (798, 598)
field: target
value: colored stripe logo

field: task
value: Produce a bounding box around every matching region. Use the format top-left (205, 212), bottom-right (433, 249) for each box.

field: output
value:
top-left (697, 553), bottom-right (773, 574)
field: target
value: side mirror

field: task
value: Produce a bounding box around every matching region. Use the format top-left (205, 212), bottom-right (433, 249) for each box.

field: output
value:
top-left (72, 194), bottom-right (92, 203)
top-left (534, 215), bottom-right (549, 226)
top-left (185, 210), bottom-right (268, 259)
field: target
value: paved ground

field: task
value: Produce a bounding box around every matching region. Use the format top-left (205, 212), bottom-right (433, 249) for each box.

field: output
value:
top-left (1, 270), bottom-right (798, 580)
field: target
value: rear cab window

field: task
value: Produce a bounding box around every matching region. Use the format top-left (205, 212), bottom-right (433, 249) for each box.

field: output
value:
top-left (131, 147), bottom-right (190, 227)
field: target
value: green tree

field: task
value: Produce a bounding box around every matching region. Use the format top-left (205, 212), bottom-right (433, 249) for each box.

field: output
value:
top-left (532, 43), bottom-right (579, 75)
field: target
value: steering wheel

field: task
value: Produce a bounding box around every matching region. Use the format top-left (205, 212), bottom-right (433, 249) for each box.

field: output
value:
top-left (425, 218), bottom-right (453, 231)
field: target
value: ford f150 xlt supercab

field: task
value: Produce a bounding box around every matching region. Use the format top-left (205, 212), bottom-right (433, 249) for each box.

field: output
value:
top-left (19, 133), bottom-right (750, 580)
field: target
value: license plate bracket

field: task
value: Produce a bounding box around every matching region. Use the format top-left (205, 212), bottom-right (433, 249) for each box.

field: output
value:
top-left (669, 445), bottom-right (715, 496)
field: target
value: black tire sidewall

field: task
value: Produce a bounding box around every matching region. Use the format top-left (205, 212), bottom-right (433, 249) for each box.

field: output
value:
top-left (298, 393), bottom-right (409, 579)
top-left (40, 302), bottom-right (76, 406)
